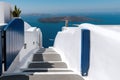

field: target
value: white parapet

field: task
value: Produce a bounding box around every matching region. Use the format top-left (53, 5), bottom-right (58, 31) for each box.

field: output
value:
top-left (24, 21), bottom-right (43, 49)
top-left (54, 27), bottom-right (81, 74)
top-left (54, 23), bottom-right (120, 80)
top-left (0, 2), bottom-right (12, 23)
top-left (80, 23), bottom-right (120, 80)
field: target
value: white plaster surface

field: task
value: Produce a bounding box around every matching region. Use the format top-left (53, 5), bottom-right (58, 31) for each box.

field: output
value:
top-left (54, 23), bottom-right (120, 80)
top-left (24, 21), bottom-right (31, 31)
top-left (54, 27), bottom-right (82, 74)
top-left (0, 2), bottom-right (12, 23)
top-left (80, 23), bottom-right (120, 80)
top-left (0, 23), bottom-right (7, 25)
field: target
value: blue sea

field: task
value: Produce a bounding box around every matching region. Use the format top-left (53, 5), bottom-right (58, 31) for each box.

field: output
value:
top-left (21, 13), bottom-right (120, 48)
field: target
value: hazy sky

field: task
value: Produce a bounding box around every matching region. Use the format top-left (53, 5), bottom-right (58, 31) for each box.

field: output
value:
top-left (1, 0), bottom-right (120, 14)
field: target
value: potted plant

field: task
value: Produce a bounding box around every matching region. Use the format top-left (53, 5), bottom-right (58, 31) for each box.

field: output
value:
top-left (11, 5), bottom-right (21, 18)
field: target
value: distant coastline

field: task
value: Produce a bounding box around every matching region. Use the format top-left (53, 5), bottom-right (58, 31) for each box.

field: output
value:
top-left (22, 13), bottom-right (120, 47)
top-left (38, 16), bottom-right (99, 23)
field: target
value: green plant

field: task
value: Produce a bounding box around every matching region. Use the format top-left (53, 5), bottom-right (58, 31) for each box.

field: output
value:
top-left (11, 5), bottom-right (21, 17)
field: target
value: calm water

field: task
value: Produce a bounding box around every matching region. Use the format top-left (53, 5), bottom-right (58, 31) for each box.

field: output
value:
top-left (21, 13), bottom-right (120, 48)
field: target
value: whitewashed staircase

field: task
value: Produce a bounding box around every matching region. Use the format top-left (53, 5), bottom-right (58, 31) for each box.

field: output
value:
top-left (0, 48), bottom-right (84, 80)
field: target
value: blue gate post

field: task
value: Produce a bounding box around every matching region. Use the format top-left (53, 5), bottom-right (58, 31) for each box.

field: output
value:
top-left (4, 19), bottom-right (24, 71)
top-left (81, 29), bottom-right (90, 76)
top-left (0, 31), bottom-right (2, 75)
top-left (0, 25), bottom-right (7, 75)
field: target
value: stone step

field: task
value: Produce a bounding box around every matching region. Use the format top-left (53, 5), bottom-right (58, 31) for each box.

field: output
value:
top-left (28, 61), bottom-right (67, 68)
top-left (36, 51), bottom-right (58, 54)
top-left (32, 53), bottom-right (61, 61)
top-left (0, 72), bottom-right (84, 80)
top-left (21, 68), bottom-right (73, 72)
top-left (37, 48), bottom-right (55, 53)
top-left (29, 73), bottom-right (84, 80)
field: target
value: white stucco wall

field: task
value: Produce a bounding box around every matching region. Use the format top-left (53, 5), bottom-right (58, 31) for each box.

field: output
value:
top-left (0, 2), bottom-right (12, 23)
top-left (54, 27), bottom-right (82, 74)
top-left (24, 21), bottom-right (31, 31)
top-left (17, 27), bottom-right (42, 70)
top-left (54, 23), bottom-right (120, 80)
top-left (23, 27), bottom-right (42, 56)
top-left (80, 23), bottom-right (120, 80)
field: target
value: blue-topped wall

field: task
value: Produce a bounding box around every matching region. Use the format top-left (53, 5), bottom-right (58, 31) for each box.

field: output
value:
top-left (0, 19), bottom-right (24, 74)
top-left (4, 19), bottom-right (24, 70)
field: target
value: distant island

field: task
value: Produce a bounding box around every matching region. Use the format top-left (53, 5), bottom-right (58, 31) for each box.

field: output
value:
top-left (39, 16), bottom-right (99, 23)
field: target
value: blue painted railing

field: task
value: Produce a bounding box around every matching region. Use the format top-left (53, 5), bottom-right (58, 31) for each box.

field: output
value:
top-left (3, 19), bottom-right (24, 70)
top-left (81, 29), bottom-right (90, 76)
